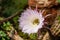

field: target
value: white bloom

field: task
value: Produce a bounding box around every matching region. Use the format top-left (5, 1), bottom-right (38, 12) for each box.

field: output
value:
top-left (19, 9), bottom-right (44, 34)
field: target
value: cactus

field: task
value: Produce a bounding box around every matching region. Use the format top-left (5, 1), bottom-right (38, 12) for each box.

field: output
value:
top-left (51, 15), bottom-right (60, 36)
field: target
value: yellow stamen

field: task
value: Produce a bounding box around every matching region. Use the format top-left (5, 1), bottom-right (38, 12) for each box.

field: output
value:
top-left (33, 19), bottom-right (39, 25)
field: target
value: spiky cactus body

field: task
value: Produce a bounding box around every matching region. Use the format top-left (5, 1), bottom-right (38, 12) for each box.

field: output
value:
top-left (38, 32), bottom-right (51, 40)
top-left (51, 16), bottom-right (60, 36)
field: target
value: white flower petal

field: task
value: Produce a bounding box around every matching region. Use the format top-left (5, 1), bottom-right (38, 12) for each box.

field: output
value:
top-left (19, 9), bottom-right (44, 34)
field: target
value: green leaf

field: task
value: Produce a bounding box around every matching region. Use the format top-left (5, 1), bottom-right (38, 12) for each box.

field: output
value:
top-left (0, 31), bottom-right (10, 40)
top-left (2, 37), bottom-right (5, 40)
top-left (2, 22), bottom-right (12, 31)
top-left (13, 16), bottom-right (19, 23)
top-left (0, 31), bottom-right (6, 37)
top-left (29, 33), bottom-right (37, 40)
top-left (3, 22), bottom-right (6, 27)
top-left (6, 22), bottom-right (11, 26)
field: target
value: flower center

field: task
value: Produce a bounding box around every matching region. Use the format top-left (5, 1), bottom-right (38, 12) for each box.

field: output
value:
top-left (33, 19), bottom-right (39, 25)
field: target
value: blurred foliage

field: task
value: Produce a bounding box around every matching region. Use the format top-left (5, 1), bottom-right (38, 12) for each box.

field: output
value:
top-left (19, 31), bottom-right (29, 39)
top-left (1, 0), bottom-right (28, 17)
top-left (18, 30), bottom-right (37, 40)
top-left (0, 31), bottom-right (6, 37)
top-left (0, 21), bottom-right (12, 40)
top-left (0, 17), bottom-right (4, 20)
top-left (29, 33), bottom-right (37, 40)
top-left (58, 0), bottom-right (60, 3)
top-left (12, 16), bottom-right (19, 30)
top-left (57, 16), bottom-right (60, 20)
top-left (56, 15), bottom-right (60, 23)
top-left (1, 22), bottom-right (12, 31)
top-left (0, 31), bottom-right (10, 40)
top-left (13, 16), bottom-right (19, 23)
